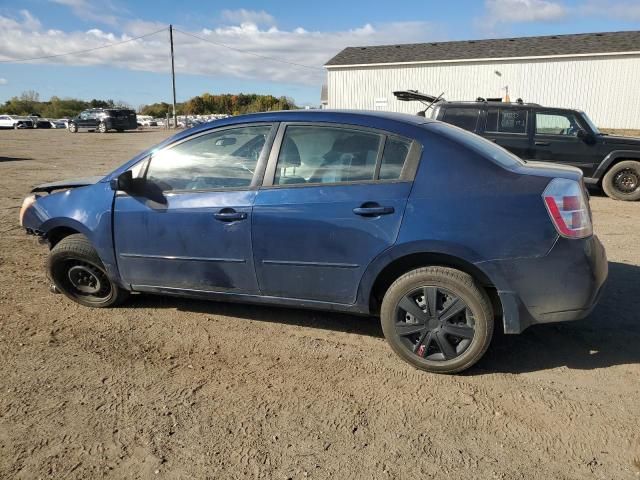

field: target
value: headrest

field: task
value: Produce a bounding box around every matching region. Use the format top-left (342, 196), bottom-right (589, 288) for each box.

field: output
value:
top-left (279, 137), bottom-right (301, 167)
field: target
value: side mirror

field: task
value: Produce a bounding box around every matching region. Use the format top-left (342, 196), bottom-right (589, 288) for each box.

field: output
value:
top-left (577, 129), bottom-right (596, 144)
top-left (110, 170), bottom-right (144, 192)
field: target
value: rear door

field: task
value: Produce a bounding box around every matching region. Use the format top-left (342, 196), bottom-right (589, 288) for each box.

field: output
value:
top-left (532, 110), bottom-right (602, 177)
top-left (252, 123), bottom-right (420, 304)
top-left (482, 106), bottom-right (533, 159)
top-left (113, 123), bottom-right (275, 293)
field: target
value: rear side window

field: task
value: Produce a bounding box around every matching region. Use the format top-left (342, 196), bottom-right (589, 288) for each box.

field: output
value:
top-left (441, 108), bottom-right (480, 132)
top-left (274, 126), bottom-right (382, 185)
top-left (486, 108), bottom-right (528, 134)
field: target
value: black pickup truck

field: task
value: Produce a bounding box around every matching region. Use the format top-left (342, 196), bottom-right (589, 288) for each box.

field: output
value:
top-left (394, 91), bottom-right (640, 201)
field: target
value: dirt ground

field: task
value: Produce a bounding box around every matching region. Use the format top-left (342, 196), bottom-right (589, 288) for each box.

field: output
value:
top-left (1, 129), bottom-right (639, 480)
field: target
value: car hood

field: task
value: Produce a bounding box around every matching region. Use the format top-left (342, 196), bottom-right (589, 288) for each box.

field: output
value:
top-left (600, 134), bottom-right (640, 147)
top-left (31, 175), bottom-right (104, 193)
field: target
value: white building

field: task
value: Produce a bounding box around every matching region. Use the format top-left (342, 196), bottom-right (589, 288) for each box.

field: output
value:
top-left (325, 31), bottom-right (640, 130)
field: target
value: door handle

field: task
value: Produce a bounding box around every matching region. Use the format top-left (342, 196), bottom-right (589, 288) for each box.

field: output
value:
top-left (535, 141), bottom-right (550, 146)
top-left (353, 205), bottom-right (395, 217)
top-left (214, 208), bottom-right (247, 222)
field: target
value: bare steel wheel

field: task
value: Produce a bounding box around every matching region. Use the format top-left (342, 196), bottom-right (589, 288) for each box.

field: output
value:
top-left (47, 234), bottom-right (129, 307)
top-left (381, 266), bottom-right (493, 374)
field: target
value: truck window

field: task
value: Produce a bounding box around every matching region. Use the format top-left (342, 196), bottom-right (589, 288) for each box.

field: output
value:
top-left (441, 108), bottom-right (480, 132)
top-left (486, 108), bottom-right (528, 134)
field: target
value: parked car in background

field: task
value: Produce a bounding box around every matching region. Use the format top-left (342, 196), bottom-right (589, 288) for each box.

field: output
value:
top-left (0, 115), bottom-right (34, 129)
top-left (395, 91), bottom-right (640, 201)
top-left (27, 114), bottom-right (53, 129)
top-left (137, 115), bottom-right (158, 127)
top-left (68, 108), bottom-right (138, 133)
top-left (50, 119), bottom-right (69, 129)
top-left (19, 110), bottom-right (607, 374)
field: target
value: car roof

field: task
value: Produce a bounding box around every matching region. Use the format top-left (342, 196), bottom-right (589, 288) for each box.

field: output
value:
top-left (440, 101), bottom-right (542, 108)
top-left (220, 109), bottom-right (433, 125)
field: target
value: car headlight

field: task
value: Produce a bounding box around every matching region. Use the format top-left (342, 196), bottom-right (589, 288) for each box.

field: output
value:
top-left (19, 194), bottom-right (38, 226)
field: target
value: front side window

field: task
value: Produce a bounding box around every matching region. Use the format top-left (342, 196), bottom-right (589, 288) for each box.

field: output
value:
top-left (274, 126), bottom-right (383, 185)
top-left (146, 125), bottom-right (271, 191)
top-left (441, 108), bottom-right (480, 132)
top-left (486, 108), bottom-right (528, 134)
top-left (535, 112), bottom-right (581, 136)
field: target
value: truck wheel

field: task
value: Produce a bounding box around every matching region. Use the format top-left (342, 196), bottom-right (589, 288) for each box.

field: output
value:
top-left (97, 122), bottom-right (107, 133)
top-left (602, 160), bottom-right (640, 201)
top-left (47, 234), bottom-right (129, 308)
top-left (380, 266), bottom-right (494, 374)
top-left (68, 123), bottom-right (78, 133)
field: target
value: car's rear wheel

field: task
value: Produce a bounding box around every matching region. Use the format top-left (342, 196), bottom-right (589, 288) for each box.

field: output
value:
top-left (97, 122), bottom-right (107, 133)
top-left (68, 123), bottom-right (78, 133)
top-left (381, 266), bottom-right (494, 374)
top-left (47, 234), bottom-right (129, 308)
top-left (602, 160), bottom-right (640, 201)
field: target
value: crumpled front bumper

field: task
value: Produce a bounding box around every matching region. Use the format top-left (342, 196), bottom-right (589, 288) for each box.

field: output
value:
top-left (478, 235), bottom-right (608, 334)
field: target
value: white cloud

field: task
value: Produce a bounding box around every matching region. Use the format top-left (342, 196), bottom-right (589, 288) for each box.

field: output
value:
top-left (220, 9), bottom-right (275, 26)
top-left (483, 0), bottom-right (567, 24)
top-left (49, 0), bottom-right (122, 26)
top-left (582, 0), bottom-right (640, 21)
top-left (0, 11), bottom-right (440, 87)
top-left (0, 78), bottom-right (8, 85)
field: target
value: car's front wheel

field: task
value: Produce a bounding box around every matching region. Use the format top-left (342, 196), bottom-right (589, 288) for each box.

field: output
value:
top-left (97, 122), bottom-right (107, 133)
top-left (68, 123), bottom-right (78, 133)
top-left (381, 266), bottom-right (494, 374)
top-left (602, 160), bottom-right (640, 201)
top-left (47, 234), bottom-right (129, 308)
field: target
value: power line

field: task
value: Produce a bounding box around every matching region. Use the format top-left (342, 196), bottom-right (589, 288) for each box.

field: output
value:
top-left (173, 28), bottom-right (324, 71)
top-left (0, 27), bottom-right (168, 64)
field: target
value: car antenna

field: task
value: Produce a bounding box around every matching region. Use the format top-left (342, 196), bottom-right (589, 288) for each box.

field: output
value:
top-left (418, 92), bottom-right (445, 117)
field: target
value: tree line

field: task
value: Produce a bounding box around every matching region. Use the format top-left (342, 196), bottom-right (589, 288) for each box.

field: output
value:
top-left (1, 91), bottom-right (298, 119)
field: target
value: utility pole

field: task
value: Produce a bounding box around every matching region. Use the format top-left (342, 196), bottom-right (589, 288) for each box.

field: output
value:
top-left (169, 24), bottom-right (177, 129)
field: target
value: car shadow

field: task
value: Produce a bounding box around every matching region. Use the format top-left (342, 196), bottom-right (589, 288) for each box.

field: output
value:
top-left (126, 261), bottom-right (639, 374)
top-left (0, 156), bottom-right (31, 162)
top-left (476, 261), bottom-right (640, 374)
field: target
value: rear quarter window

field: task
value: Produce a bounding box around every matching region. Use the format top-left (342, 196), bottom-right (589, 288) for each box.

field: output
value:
top-left (441, 107), bottom-right (481, 132)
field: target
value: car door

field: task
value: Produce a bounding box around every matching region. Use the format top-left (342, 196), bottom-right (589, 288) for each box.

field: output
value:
top-left (532, 110), bottom-right (602, 177)
top-left (113, 123), bottom-right (276, 293)
top-left (252, 123), bottom-right (420, 304)
top-left (482, 106), bottom-right (533, 159)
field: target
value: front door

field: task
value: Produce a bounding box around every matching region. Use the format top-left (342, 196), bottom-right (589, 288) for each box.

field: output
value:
top-left (113, 123), bottom-right (275, 293)
top-left (532, 110), bottom-right (602, 177)
top-left (252, 123), bottom-right (418, 304)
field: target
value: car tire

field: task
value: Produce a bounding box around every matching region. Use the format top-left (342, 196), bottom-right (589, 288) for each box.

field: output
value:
top-left (380, 266), bottom-right (494, 374)
top-left (97, 122), bottom-right (107, 133)
top-left (47, 234), bottom-right (129, 308)
top-left (602, 160), bottom-right (640, 201)
top-left (68, 123), bottom-right (78, 133)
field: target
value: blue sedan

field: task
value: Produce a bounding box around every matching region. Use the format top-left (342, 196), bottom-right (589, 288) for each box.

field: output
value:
top-left (20, 110), bottom-right (607, 373)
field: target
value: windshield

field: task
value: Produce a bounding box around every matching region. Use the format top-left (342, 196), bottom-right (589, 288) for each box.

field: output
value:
top-left (578, 111), bottom-right (600, 135)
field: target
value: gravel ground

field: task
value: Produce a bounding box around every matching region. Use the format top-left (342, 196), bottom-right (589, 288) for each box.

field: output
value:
top-left (1, 129), bottom-right (639, 479)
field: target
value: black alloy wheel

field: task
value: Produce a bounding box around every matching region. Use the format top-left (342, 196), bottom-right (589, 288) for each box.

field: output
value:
top-left (394, 286), bottom-right (475, 361)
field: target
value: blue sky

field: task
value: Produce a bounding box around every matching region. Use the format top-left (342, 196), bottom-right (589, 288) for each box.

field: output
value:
top-left (0, 0), bottom-right (638, 108)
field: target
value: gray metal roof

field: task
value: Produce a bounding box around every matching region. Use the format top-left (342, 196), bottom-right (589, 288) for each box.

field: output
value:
top-left (325, 30), bottom-right (640, 67)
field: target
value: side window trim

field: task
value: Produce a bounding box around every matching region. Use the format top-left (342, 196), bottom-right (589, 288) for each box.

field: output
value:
top-left (261, 122), bottom-right (420, 188)
top-left (143, 122), bottom-right (278, 194)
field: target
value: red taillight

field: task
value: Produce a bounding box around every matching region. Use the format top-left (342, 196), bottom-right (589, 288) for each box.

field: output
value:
top-left (543, 178), bottom-right (592, 239)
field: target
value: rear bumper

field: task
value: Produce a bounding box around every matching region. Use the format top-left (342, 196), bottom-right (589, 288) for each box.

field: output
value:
top-left (479, 235), bottom-right (608, 334)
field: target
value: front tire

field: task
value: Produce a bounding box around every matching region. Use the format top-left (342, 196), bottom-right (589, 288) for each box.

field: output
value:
top-left (602, 160), bottom-right (640, 201)
top-left (97, 122), bottom-right (107, 133)
top-left (381, 266), bottom-right (494, 374)
top-left (47, 234), bottom-right (129, 308)
top-left (68, 123), bottom-right (78, 133)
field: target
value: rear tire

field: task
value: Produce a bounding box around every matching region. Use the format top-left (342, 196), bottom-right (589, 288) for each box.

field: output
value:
top-left (602, 160), bottom-right (640, 201)
top-left (381, 266), bottom-right (494, 374)
top-left (47, 234), bottom-right (129, 308)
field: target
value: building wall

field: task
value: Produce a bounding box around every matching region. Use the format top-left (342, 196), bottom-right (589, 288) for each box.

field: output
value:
top-left (326, 54), bottom-right (640, 129)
